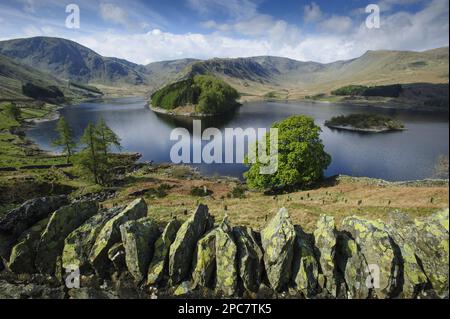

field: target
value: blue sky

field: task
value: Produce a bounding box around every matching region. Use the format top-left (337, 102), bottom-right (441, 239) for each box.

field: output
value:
top-left (0, 0), bottom-right (448, 64)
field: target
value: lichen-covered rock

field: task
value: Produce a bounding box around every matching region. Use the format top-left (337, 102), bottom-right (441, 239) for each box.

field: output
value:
top-left (292, 226), bottom-right (321, 297)
top-left (233, 226), bottom-right (263, 293)
top-left (62, 207), bottom-right (122, 274)
top-left (411, 210), bottom-right (449, 298)
top-left (147, 219), bottom-right (181, 286)
top-left (261, 208), bottom-right (296, 292)
top-left (215, 217), bottom-right (238, 297)
top-left (8, 217), bottom-right (50, 274)
top-left (35, 201), bottom-right (98, 275)
top-left (0, 196), bottom-right (68, 260)
top-left (169, 205), bottom-right (213, 285)
top-left (192, 229), bottom-right (217, 288)
top-left (341, 216), bottom-right (400, 299)
top-left (120, 217), bottom-right (160, 283)
top-left (313, 215), bottom-right (337, 297)
top-left (386, 211), bottom-right (430, 298)
top-left (89, 198), bottom-right (147, 275)
top-left (335, 232), bottom-right (371, 299)
top-left (108, 242), bottom-right (126, 271)
top-left (173, 281), bottom-right (195, 297)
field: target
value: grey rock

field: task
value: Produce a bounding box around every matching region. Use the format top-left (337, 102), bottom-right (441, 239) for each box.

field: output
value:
top-left (0, 196), bottom-right (68, 259)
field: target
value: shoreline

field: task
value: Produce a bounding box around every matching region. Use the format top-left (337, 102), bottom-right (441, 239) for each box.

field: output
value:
top-left (148, 104), bottom-right (240, 118)
top-left (149, 105), bottom-right (218, 118)
top-left (325, 124), bottom-right (407, 133)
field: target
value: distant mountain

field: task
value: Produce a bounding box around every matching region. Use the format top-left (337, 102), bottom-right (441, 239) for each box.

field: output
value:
top-left (145, 58), bottom-right (199, 89)
top-left (180, 47), bottom-right (449, 99)
top-left (0, 37), bottom-right (147, 86)
top-left (0, 36), bottom-right (447, 101)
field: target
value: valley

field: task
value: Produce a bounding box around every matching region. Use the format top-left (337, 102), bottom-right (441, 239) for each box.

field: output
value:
top-left (0, 37), bottom-right (448, 111)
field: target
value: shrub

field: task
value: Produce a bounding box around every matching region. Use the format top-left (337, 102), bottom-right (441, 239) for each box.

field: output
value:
top-left (190, 186), bottom-right (213, 197)
top-left (227, 185), bottom-right (247, 199)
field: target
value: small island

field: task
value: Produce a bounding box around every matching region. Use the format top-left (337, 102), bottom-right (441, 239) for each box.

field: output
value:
top-left (150, 75), bottom-right (240, 117)
top-left (325, 114), bottom-right (406, 133)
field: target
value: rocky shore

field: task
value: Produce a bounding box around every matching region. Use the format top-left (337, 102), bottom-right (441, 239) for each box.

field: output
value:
top-left (325, 124), bottom-right (406, 133)
top-left (0, 196), bottom-right (448, 299)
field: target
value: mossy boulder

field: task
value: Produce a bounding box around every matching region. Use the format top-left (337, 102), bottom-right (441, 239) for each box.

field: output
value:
top-left (147, 219), bottom-right (181, 286)
top-left (341, 216), bottom-right (401, 299)
top-left (386, 212), bottom-right (430, 298)
top-left (313, 215), bottom-right (338, 297)
top-left (292, 226), bottom-right (321, 297)
top-left (120, 217), bottom-right (160, 283)
top-left (261, 208), bottom-right (296, 292)
top-left (410, 210), bottom-right (449, 298)
top-left (215, 217), bottom-right (238, 297)
top-left (335, 232), bottom-right (371, 299)
top-left (169, 204), bottom-right (213, 285)
top-left (192, 229), bottom-right (217, 288)
top-left (414, 209), bottom-right (449, 298)
top-left (8, 217), bottom-right (50, 274)
top-left (0, 196), bottom-right (68, 260)
top-left (62, 206), bottom-right (122, 274)
top-left (233, 226), bottom-right (264, 293)
top-left (89, 198), bottom-right (148, 275)
top-left (35, 201), bottom-right (98, 275)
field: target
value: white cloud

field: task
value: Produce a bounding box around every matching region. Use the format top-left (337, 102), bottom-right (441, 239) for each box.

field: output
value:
top-left (319, 15), bottom-right (353, 33)
top-left (22, 25), bottom-right (55, 37)
top-left (72, 0), bottom-right (448, 65)
top-left (304, 2), bottom-right (323, 23)
top-left (1, 0), bottom-right (448, 65)
top-left (99, 3), bottom-right (129, 27)
top-left (377, 0), bottom-right (422, 11)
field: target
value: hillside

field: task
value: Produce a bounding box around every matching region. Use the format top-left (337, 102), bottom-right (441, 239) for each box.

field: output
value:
top-left (0, 54), bottom-right (86, 101)
top-left (180, 47), bottom-right (449, 100)
top-left (0, 36), bottom-right (448, 104)
top-left (0, 37), bottom-right (147, 86)
top-left (145, 58), bottom-right (199, 90)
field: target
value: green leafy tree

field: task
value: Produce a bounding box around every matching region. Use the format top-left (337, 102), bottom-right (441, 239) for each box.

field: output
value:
top-left (244, 115), bottom-right (332, 191)
top-left (4, 103), bottom-right (21, 121)
top-left (96, 118), bottom-right (121, 157)
top-left (77, 123), bottom-right (108, 184)
top-left (52, 116), bottom-right (76, 163)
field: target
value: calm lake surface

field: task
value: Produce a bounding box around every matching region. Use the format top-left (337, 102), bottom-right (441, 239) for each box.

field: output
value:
top-left (27, 96), bottom-right (449, 181)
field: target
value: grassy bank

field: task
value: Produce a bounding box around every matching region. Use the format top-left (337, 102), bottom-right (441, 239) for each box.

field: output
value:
top-left (100, 164), bottom-right (449, 233)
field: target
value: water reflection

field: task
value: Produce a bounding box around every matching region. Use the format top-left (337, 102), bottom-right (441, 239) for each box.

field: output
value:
top-left (26, 97), bottom-right (449, 181)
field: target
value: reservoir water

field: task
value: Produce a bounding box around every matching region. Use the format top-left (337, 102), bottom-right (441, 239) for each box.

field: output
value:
top-left (27, 96), bottom-right (449, 181)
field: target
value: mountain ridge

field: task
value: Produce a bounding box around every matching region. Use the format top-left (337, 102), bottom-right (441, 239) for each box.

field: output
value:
top-left (0, 36), bottom-right (448, 100)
